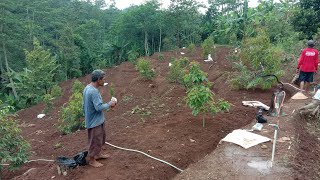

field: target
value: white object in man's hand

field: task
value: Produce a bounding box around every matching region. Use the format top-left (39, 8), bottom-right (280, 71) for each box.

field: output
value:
top-left (111, 97), bottom-right (117, 103)
top-left (104, 82), bottom-right (108, 86)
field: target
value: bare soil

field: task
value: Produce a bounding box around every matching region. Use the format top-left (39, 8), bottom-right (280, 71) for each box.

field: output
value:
top-left (2, 47), bottom-right (320, 180)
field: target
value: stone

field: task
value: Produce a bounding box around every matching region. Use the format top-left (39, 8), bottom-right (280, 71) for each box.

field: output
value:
top-left (261, 144), bottom-right (268, 149)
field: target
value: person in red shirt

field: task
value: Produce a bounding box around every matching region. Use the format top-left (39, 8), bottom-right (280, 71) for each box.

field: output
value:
top-left (297, 40), bottom-right (319, 92)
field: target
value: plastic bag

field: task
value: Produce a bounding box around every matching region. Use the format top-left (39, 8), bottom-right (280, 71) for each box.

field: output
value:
top-left (73, 151), bottom-right (88, 166)
top-left (56, 156), bottom-right (78, 169)
top-left (56, 151), bottom-right (88, 168)
top-left (252, 123), bottom-right (263, 131)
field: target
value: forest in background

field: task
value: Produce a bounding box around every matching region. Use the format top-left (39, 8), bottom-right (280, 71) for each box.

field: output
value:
top-left (1, 0), bottom-right (320, 110)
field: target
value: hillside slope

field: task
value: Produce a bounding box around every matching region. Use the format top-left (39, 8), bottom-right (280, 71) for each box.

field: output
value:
top-left (4, 47), bottom-right (300, 180)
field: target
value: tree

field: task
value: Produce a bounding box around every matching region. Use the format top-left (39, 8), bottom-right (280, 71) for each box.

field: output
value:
top-left (16, 38), bottom-right (58, 107)
top-left (231, 30), bottom-right (284, 89)
top-left (168, 0), bottom-right (202, 48)
top-left (56, 26), bottom-right (82, 79)
top-left (0, 100), bottom-right (30, 171)
top-left (292, 0), bottom-right (320, 39)
top-left (184, 62), bottom-right (230, 127)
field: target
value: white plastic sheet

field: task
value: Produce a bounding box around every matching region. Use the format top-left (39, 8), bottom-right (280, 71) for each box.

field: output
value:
top-left (221, 129), bottom-right (270, 149)
top-left (37, 114), bottom-right (45, 119)
top-left (313, 89), bottom-right (320, 100)
top-left (242, 101), bottom-right (270, 111)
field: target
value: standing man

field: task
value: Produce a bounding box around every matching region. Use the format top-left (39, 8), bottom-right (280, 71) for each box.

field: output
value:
top-left (297, 40), bottom-right (319, 93)
top-left (83, 69), bottom-right (116, 167)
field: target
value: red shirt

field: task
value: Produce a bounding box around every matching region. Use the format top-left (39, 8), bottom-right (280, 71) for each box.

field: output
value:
top-left (297, 47), bottom-right (319, 72)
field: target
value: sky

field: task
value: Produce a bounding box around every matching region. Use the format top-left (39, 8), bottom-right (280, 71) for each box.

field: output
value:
top-left (112, 0), bottom-right (262, 10)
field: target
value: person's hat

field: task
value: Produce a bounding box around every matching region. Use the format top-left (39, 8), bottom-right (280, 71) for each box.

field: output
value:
top-left (307, 40), bottom-right (315, 47)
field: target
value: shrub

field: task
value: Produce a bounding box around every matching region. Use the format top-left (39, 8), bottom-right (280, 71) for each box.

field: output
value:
top-left (163, 37), bottom-right (175, 51)
top-left (183, 61), bottom-right (230, 127)
top-left (201, 36), bottom-right (215, 59)
top-left (136, 58), bottom-right (155, 80)
top-left (109, 83), bottom-right (115, 97)
top-left (183, 61), bottom-right (208, 89)
top-left (57, 81), bottom-right (85, 134)
top-left (58, 92), bottom-right (84, 134)
top-left (128, 50), bottom-right (139, 63)
top-left (158, 53), bottom-right (164, 61)
top-left (0, 101), bottom-right (30, 171)
top-left (72, 80), bottom-right (84, 93)
top-left (51, 85), bottom-right (62, 98)
top-left (187, 43), bottom-right (196, 54)
top-left (185, 85), bottom-right (230, 127)
top-left (43, 94), bottom-right (54, 114)
top-left (231, 30), bottom-right (284, 89)
top-left (167, 57), bottom-right (189, 84)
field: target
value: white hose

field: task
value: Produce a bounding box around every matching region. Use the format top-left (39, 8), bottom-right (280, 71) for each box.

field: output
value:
top-left (105, 142), bottom-right (183, 172)
top-left (1, 159), bottom-right (54, 166)
top-left (25, 159), bottom-right (55, 163)
top-left (1, 144), bottom-right (184, 173)
top-left (282, 83), bottom-right (304, 91)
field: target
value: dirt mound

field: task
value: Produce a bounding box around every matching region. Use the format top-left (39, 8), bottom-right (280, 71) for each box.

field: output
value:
top-left (3, 47), bottom-right (318, 180)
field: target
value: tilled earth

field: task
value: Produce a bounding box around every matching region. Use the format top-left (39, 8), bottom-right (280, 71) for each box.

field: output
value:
top-left (3, 47), bottom-right (319, 180)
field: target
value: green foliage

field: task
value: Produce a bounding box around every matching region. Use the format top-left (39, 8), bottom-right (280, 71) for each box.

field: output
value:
top-left (218, 99), bottom-right (231, 112)
top-left (0, 101), bottom-right (30, 171)
top-left (131, 106), bottom-right (152, 118)
top-left (128, 50), bottom-right (139, 63)
top-left (292, 0), bottom-right (320, 39)
top-left (201, 36), bottom-right (215, 58)
top-left (167, 57), bottom-right (189, 84)
top-left (51, 85), bottom-right (62, 98)
top-left (231, 30), bottom-right (284, 89)
top-left (72, 80), bottom-right (85, 94)
top-left (122, 95), bottom-right (133, 104)
top-left (185, 85), bottom-right (216, 116)
top-left (109, 83), bottom-right (115, 97)
top-left (162, 37), bottom-right (176, 51)
top-left (91, 59), bottom-right (109, 70)
top-left (43, 94), bottom-right (54, 114)
top-left (58, 92), bottom-right (84, 134)
top-left (183, 61), bottom-right (230, 127)
top-left (136, 58), bottom-right (155, 80)
top-left (187, 43), bottom-right (196, 54)
top-left (57, 81), bottom-right (85, 134)
top-left (185, 85), bottom-right (231, 127)
top-left (15, 38), bottom-right (58, 108)
top-left (183, 61), bottom-right (208, 88)
top-left (313, 28), bottom-right (320, 49)
top-left (158, 53), bottom-right (164, 61)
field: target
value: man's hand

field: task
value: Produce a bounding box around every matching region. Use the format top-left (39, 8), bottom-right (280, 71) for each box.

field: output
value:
top-left (296, 68), bottom-right (300, 74)
top-left (109, 101), bottom-right (116, 108)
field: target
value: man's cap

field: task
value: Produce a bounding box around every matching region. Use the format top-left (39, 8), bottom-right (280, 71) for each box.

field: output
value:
top-left (307, 40), bottom-right (315, 47)
top-left (92, 69), bottom-right (105, 76)
top-left (91, 69), bottom-right (105, 82)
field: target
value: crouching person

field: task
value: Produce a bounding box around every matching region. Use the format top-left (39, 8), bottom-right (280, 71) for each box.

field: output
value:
top-left (82, 70), bottom-right (116, 167)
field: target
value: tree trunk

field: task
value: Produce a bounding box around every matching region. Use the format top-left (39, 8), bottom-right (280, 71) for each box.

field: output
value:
top-left (177, 29), bottom-right (180, 48)
top-left (0, 55), bottom-right (5, 84)
top-left (158, 27), bottom-right (162, 52)
top-left (3, 42), bottom-right (19, 100)
top-left (144, 30), bottom-right (149, 56)
top-left (152, 35), bottom-right (155, 54)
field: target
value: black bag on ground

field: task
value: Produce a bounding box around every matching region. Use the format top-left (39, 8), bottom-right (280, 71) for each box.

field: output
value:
top-left (56, 151), bottom-right (88, 168)
top-left (256, 107), bottom-right (267, 123)
top-left (73, 151), bottom-right (88, 166)
top-left (56, 156), bottom-right (78, 169)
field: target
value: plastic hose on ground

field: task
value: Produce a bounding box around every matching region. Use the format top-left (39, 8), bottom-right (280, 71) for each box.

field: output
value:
top-left (1, 159), bottom-right (55, 166)
top-left (1, 144), bottom-right (184, 173)
top-left (105, 142), bottom-right (183, 172)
